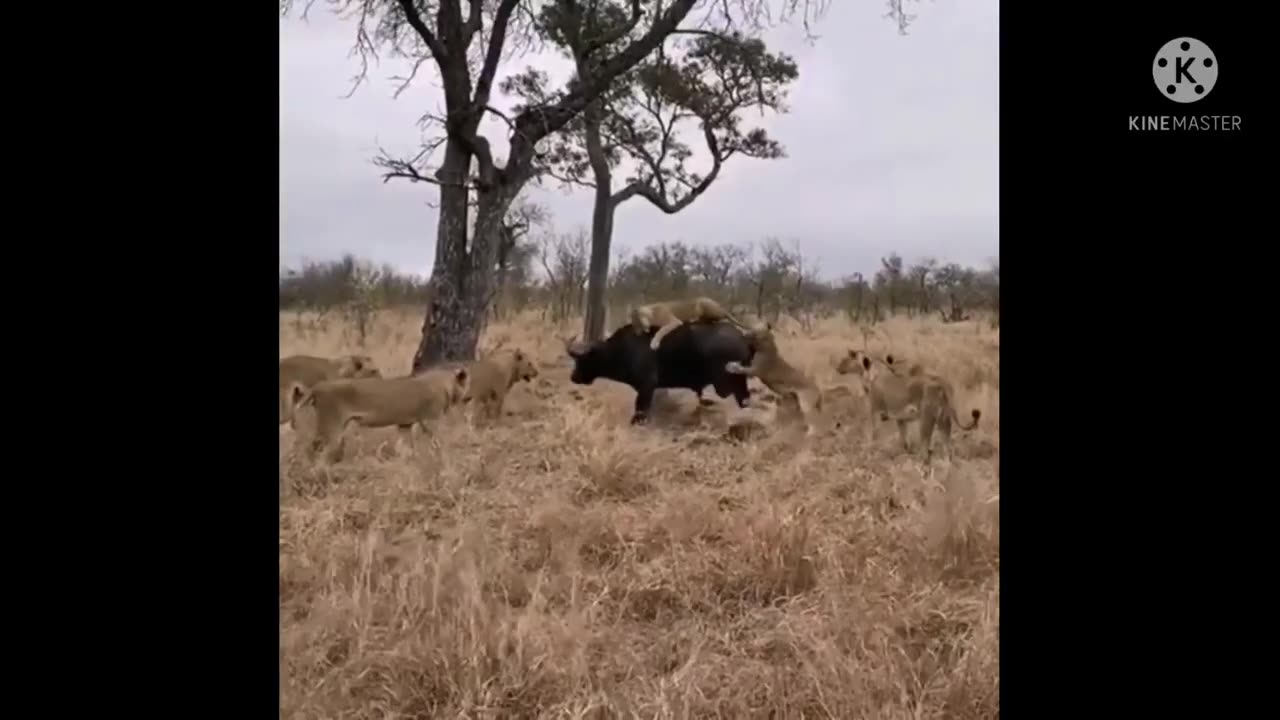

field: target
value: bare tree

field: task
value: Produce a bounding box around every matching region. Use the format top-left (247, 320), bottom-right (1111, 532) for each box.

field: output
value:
top-left (538, 228), bottom-right (590, 322)
top-left (977, 260), bottom-right (999, 328)
top-left (691, 243), bottom-right (748, 296)
top-left (745, 237), bottom-right (798, 322)
top-left (493, 199), bottom-right (548, 318)
top-left (874, 252), bottom-right (905, 316)
top-left (907, 257), bottom-right (937, 316)
top-left (841, 272), bottom-right (868, 323)
top-left (612, 241), bottom-right (690, 298)
top-left (282, 1), bottom-right (832, 372)
top-left (786, 240), bottom-right (822, 331)
top-left (930, 262), bottom-right (971, 323)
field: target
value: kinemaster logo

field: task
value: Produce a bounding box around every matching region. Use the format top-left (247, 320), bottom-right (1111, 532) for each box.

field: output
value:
top-left (1129, 36), bottom-right (1243, 132)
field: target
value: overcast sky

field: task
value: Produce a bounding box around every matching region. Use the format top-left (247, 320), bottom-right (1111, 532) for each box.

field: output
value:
top-left (280, 1), bottom-right (998, 280)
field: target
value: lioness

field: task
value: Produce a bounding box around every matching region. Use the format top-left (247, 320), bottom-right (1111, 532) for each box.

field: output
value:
top-left (724, 324), bottom-right (823, 435)
top-left (463, 348), bottom-right (539, 420)
top-left (631, 296), bottom-right (752, 350)
top-left (279, 354), bottom-right (381, 425)
top-left (834, 349), bottom-right (923, 377)
top-left (292, 366), bottom-right (469, 463)
top-left (839, 350), bottom-right (980, 462)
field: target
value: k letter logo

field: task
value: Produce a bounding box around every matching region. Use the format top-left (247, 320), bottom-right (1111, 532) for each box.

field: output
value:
top-left (1153, 37), bottom-right (1218, 103)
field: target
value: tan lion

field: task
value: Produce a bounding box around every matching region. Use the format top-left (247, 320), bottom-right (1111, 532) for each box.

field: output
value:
top-left (834, 349), bottom-right (923, 378)
top-left (292, 366), bottom-right (469, 464)
top-left (462, 348), bottom-right (539, 421)
top-left (838, 349), bottom-right (980, 462)
top-left (724, 324), bottom-right (823, 435)
top-left (278, 354), bottom-right (381, 425)
top-left (631, 296), bottom-right (752, 350)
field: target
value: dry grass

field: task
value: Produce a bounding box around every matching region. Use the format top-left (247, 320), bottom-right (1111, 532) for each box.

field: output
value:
top-left (280, 308), bottom-right (999, 719)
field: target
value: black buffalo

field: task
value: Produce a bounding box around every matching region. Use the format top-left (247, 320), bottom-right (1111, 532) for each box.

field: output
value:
top-left (565, 321), bottom-right (755, 424)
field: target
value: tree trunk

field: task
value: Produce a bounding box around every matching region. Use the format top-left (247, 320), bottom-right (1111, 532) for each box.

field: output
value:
top-left (411, 141), bottom-right (523, 372)
top-left (583, 191), bottom-right (614, 341)
top-left (493, 228), bottom-right (513, 321)
top-left (582, 104), bottom-right (614, 343)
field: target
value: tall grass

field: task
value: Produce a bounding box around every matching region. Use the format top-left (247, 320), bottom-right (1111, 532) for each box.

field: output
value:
top-left (280, 309), bottom-right (999, 719)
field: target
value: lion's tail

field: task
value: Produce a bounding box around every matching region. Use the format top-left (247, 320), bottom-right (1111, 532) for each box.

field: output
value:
top-left (944, 389), bottom-right (981, 430)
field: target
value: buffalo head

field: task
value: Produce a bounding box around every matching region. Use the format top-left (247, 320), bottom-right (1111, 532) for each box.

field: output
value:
top-left (564, 335), bottom-right (605, 385)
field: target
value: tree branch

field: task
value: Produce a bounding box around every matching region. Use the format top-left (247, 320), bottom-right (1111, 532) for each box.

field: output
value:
top-left (469, 136), bottom-right (498, 188)
top-left (407, 104), bottom-right (495, 188)
top-left (636, 76), bottom-right (683, 197)
top-left (331, 0), bottom-right (380, 99)
top-left (608, 111), bottom-right (666, 193)
top-left (391, 55), bottom-right (430, 100)
top-left (511, 0), bottom-right (701, 163)
top-left (611, 123), bottom-right (724, 213)
top-left (483, 104), bottom-right (544, 159)
top-left (393, 0), bottom-right (448, 62)
top-left (464, 0), bottom-right (483, 42)
top-left (428, 0), bottom-right (521, 188)
top-left (670, 28), bottom-right (736, 42)
top-left (473, 0), bottom-right (521, 111)
top-left (583, 0), bottom-right (644, 56)
top-left (375, 144), bottom-right (480, 190)
top-left (538, 165), bottom-right (599, 191)
top-left (884, 0), bottom-right (919, 36)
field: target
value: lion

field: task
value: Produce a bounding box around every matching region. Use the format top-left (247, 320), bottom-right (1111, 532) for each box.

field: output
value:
top-left (834, 349), bottom-right (923, 377)
top-left (724, 324), bottom-right (823, 435)
top-left (291, 366), bottom-right (469, 464)
top-left (462, 348), bottom-right (539, 421)
top-left (279, 354), bottom-right (381, 426)
top-left (631, 296), bottom-right (753, 350)
top-left (838, 349), bottom-right (980, 462)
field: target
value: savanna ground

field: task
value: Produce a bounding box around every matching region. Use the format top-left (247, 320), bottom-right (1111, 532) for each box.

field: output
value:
top-left (279, 308), bottom-right (999, 719)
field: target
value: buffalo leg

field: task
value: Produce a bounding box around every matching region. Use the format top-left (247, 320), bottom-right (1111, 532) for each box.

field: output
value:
top-left (631, 384), bottom-right (656, 424)
top-left (725, 375), bottom-right (751, 408)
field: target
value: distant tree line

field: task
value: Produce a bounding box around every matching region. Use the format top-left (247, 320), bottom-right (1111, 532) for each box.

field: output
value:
top-left (279, 255), bottom-right (432, 309)
top-left (281, 227), bottom-right (999, 332)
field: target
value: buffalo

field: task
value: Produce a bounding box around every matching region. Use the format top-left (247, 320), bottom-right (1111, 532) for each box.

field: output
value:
top-left (565, 321), bottom-right (756, 424)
